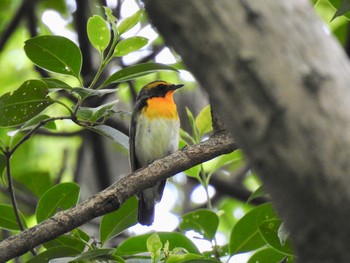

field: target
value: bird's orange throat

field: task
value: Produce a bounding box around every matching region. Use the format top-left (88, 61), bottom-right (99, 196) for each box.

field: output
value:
top-left (142, 91), bottom-right (179, 119)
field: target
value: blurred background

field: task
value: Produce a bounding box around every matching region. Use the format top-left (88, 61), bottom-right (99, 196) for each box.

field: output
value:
top-left (0, 0), bottom-right (348, 262)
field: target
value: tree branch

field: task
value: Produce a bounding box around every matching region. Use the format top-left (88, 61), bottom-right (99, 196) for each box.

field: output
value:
top-left (0, 132), bottom-right (237, 261)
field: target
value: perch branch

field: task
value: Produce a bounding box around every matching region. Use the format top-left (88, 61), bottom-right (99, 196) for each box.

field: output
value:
top-left (0, 132), bottom-right (237, 262)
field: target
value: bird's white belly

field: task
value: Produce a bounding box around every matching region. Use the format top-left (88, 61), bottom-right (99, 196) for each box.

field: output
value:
top-left (135, 115), bottom-right (180, 166)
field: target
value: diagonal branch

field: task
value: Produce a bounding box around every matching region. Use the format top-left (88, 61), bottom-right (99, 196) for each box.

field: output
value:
top-left (0, 132), bottom-right (237, 262)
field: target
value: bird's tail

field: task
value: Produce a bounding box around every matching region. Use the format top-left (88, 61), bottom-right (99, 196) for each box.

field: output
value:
top-left (137, 195), bottom-right (154, 226)
top-left (137, 180), bottom-right (166, 225)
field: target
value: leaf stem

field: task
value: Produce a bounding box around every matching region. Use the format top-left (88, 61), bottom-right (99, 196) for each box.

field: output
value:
top-left (88, 61), bottom-right (106, 90)
top-left (78, 75), bottom-right (84, 87)
top-left (88, 33), bottom-right (119, 90)
top-left (199, 165), bottom-right (212, 210)
top-left (199, 164), bottom-right (221, 260)
top-left (52, 99), bottom-right (74, 115)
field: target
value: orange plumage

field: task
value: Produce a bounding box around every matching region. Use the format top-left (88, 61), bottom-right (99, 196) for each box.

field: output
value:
top-left (141, 91), bottom-right (179, 119)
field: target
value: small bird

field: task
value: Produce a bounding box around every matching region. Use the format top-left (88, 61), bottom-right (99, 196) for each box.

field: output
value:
top-left (129, 80), bottom-right (183, 226)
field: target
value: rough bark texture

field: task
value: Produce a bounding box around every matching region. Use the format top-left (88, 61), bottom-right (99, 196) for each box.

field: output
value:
top-left (0, 133), bottom-right (236, 262)
top-left (144, 1), bottom-right (350, 262)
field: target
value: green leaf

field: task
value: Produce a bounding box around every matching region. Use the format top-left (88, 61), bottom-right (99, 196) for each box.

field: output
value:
top-left (179, 137), bottom-right (188, 150)
top-left (71, 87), bottom-right (117, 99)
top-left (186, 107), bottom-right (196, 130)
top-left (24, 35), bottom-right (82, 80)
top-left (87, 15), bottom-right (111, 53)
top-left (103, 6), bottom-right (118, 35)
top-left (42, 78), bottom-right (72, 91)
top-left (147, 233), bottom-right (162, 261)
top-left (44, 228), bottom-right (89, 251)
top-left (92, 100), bottom-right (117, 122)
top-left (185, 107), bottom-right (197, 141)
top-left (184, 164), bottom-right (201, 179)
top-left (75, 107), bottom-right (93, 120)
top-left (36, 182), bottom-right (80, 223)
top-left (180, 209), bottom-right (219, 241)
top-left (21, 114), bottom-right (57, 131)
top-left (114, 36), bottom-right (148, 57)
top-left (26, 246), bottom-right (80, 263)
top-left (195, 105), bottom-right (212, 137)
top-left (247, 185), bottom-right (266, 204)
top-left (247, 248), bottom-right (291, 263)
top-left (229, 203), bottom-right (277, 255)
top-left (331, 0), bottom-right (350, 20)
top-left (70, 248), bottom-right (116, 262)
top-left (0, 154), bottom-right (6, 178)
top-left (16, 171), bottom-right (52, 197)
top-left (203, 151), bottom-right (242, 175)
top-left (89, 125), bottom-right (129, 151)
top-left (259, 219), bottom-right (293, 256)
top-left (100, 196), bottom-right (137, 244)
top-left (0, 204), bottom-right (27, 230)
top-left (217, 199), bottom-right (252, 242)
top-left (115, 232), bottom-right (200, 256)
top-left (171, 260), bottom-right (218, 263)
top-left (180, 128), bottom-right (196, 145)
top-left (0, 80), bottom-right (54, 127)
top-left (47, 257), bottom-right (75, 263)
top-left (166, 254), bottom-right (207, 263)
top-left (43, 233), bottom-right (87, 252)
top-left (77, 100), bottom-right (117, 122)
top-left (117, 9), bottom-right (143, 35)
top-left (103, 63), bottom-right (178, 86)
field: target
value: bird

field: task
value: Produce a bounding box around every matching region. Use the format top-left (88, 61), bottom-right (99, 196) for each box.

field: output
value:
top-left (129, 80), bottom-right (183, 226)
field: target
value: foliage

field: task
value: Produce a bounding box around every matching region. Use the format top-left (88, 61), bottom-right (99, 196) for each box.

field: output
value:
top-left (328, 0), bottom-right (350, 20)
top-left (0, 0), bottom-right (348, 262)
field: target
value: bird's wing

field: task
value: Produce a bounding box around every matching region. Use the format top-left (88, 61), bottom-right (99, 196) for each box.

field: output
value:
top-left (129, 98), bottom-right (147, 171)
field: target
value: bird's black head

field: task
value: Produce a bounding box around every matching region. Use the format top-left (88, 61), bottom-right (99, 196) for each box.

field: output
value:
top-left (137, 80), bottom-right (183, 101)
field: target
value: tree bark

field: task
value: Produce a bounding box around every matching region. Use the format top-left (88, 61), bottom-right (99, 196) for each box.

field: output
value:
top-left (144, 1), bottom-right (350, 262)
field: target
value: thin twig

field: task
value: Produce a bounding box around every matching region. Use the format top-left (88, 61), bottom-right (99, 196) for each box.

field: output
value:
top-left (3, 150), bottom-right (37, 256)
top-left (1, 116), bottom-right (73, 256)
top-left (9, 116), bottom-right (72, 155)
top-left (4, 152), bottom-right (25, 232)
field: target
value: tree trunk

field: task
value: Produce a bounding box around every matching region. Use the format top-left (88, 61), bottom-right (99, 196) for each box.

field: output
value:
top-left (144, 1), bottom-right (350, 262)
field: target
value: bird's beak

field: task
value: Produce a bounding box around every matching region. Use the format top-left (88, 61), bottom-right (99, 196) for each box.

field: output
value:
top-left (170, 84), bottom-right (184, 91)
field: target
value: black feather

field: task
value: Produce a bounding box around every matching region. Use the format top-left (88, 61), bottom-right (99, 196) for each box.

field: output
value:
top-left (137, 193), bottom-right (154, 226)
